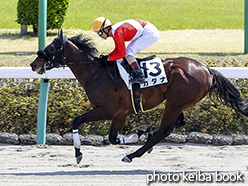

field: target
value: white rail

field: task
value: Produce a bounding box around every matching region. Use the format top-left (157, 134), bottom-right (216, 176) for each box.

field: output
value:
top-left (0, 67), bottom-right (248, 78)
top-left (0, 67), bottom-right (74, 79)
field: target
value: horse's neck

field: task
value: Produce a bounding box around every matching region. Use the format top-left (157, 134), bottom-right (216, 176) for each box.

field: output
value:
top-left (66, 43), bottom-right (101, 88)
top-left (70, 63), bottom-right (101, 88)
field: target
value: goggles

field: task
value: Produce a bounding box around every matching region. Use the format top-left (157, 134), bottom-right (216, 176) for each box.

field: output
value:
top-left (97, 30), bottom-right (104, 37)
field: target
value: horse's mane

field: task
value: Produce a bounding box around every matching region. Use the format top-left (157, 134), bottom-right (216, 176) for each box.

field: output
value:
top-left (68, 34), bottom-right (98, 58)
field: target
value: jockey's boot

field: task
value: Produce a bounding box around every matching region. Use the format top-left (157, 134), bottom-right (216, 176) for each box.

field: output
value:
top-left (131, 66), bottom-right (145, 83)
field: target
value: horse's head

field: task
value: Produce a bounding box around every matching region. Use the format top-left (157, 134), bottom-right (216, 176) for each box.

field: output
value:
top-left (30, 29), bottom-right (67, 74)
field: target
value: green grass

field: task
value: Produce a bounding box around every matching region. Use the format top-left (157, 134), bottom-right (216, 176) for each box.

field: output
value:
top-left (0, 0), bottom-right (244, 30)
top-left (0, 0), bottom-right (19, 29)
top-left (64, 0), bottom-right (244, 30)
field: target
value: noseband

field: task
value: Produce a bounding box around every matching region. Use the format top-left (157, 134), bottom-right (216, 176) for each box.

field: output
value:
top-left (37, 36), bottom-right (68, 70)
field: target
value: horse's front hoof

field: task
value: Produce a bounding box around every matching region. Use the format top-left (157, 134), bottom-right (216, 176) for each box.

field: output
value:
top-left (122, 156), bottom-right (132, 163)
top-left (76, 154), bottom-right (83, 164)
top-left (75, 147), bottom-right (83, 164)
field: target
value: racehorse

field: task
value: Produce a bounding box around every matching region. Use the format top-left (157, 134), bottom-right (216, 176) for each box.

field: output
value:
top-left (30, 30), bottom-right (248, 163)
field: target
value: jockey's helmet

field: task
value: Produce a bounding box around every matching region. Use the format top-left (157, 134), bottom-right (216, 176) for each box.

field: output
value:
top-left (93, 17), bottom-right (111, 32)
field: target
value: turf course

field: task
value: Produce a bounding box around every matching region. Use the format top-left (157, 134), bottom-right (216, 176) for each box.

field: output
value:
top-left (0, 0), bottom-right (244, 30)
top-left (64, 0), bottom-right (244, 30)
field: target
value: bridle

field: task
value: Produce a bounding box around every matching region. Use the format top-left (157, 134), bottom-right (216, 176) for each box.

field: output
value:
top-left (37, 36), bottom-right (100, 73)
top-left (37, 36), bottom-right (68, 72)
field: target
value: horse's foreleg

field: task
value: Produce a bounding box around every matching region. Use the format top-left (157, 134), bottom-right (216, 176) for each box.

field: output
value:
top-left (72, 129), bottom-right (82, 164)
top-left (120, 125), bottom-right (149, 144)
top-left (109, 118), bottom-right (148, 145)
top-left (120, 134), bottom-right (139, 144)
top-left (174, 112), bottom-right (186, 129)
top-left (71, 107), bottom-right (109, 164)
top-left (108, 117), bottom-right (127, 144)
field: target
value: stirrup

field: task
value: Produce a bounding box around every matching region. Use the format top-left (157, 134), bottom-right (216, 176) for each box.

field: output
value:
top-left (130, 77), bottom-right (145, 84)
top-left (131, 66), bottom-right (145, 83)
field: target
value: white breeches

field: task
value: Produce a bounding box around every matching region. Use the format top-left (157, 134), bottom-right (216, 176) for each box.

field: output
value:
top-left (126, 21), bottom-right (159, 57)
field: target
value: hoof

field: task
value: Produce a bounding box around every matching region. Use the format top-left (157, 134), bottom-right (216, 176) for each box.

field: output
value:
top-left (137, 125), bottom-right (148, 138)
top-left (137, 125), bottom-right (148, 132)
top-left (75, 148), bottom-right (83, 164)
top-left (76, 154), bottom-right (83, 164)
top-left (147, 147), bottom-right (153, 154)
top-left (122, 156), bottom-right (132, 163)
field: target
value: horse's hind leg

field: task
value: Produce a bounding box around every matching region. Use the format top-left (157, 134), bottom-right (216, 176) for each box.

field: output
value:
top-left (147, 112), bottom-right (185, 142)
top-left (122, 102), bottom-right (183, 163)
top-left (144, 112), bottom-right (184, 154)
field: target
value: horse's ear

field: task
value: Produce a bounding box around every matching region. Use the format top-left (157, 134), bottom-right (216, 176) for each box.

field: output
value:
top-left (58, 29), bottom-right (63, 41)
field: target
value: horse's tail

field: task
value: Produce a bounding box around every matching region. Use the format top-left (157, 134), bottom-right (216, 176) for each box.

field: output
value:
top-left (208, 68), bottom-right (248, 117)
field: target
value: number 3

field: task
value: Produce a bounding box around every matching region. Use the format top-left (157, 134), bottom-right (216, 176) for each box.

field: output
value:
top-left (149, 62), bottom-right (161, 77)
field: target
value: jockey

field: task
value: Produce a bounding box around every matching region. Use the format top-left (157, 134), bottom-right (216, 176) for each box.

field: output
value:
top-left (93, 17), bottom-right (159, 83)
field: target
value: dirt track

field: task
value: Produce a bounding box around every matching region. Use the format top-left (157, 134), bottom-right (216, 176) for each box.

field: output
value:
top-left (0, 143), bottom-right (247, 186)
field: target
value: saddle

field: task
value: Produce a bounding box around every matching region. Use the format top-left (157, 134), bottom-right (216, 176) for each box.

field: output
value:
top-left (105, 55), bottom-right (167, 114)
top-left (121, 55), bottom-right (156, 114)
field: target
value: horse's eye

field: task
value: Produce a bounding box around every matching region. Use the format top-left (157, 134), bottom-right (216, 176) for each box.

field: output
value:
top-left (50, 46), bottom-right (55, 52)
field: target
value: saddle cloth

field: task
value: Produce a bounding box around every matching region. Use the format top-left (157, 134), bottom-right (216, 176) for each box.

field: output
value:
top-left (116, 57), bottom-right (168, 90)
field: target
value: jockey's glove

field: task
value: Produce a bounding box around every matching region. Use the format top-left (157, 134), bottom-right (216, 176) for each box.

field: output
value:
top-left (98, 55), bottom-right (109, 63)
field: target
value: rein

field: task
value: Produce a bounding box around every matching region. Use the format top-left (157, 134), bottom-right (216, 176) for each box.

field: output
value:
top-left (66, 59), bottom-right (100, 65)
top-left (68, 58), bottom-right (119, 93)
top-left (38, 35), bottom-right (118, 92)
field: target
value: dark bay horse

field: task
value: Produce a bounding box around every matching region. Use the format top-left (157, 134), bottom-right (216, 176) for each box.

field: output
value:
top-left (30, 30), bottom-right (248, 163)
